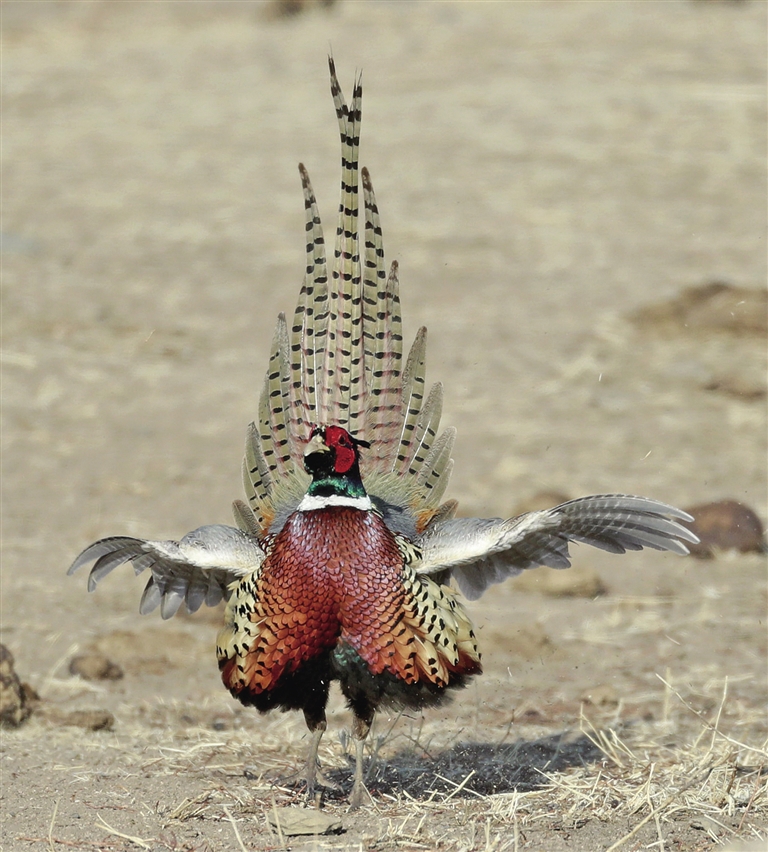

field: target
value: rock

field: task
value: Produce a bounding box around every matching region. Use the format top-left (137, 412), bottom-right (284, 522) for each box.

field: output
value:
top-left (682, 500), bottom-right (766, 558)
top-left (0, 644), bottom-right (38, 727)
top-left (46, 709), bottom-right (115, 731)
top-left (702, 375), bottom-right (766, 401)
top-left (512, 565), bottom-right (607, 598)
top-left (69, 653), bottom-right (124, 681)
top-left (512, 490), bottom-right (571, 516)
top-left (580, 683), bottom-right (619, 706)
top-left (264, 0), bottom-right (336, 19)
top-left (630, 281), bottom-right (767, 337)
top-left (268, 807), bottom-right (343, 836)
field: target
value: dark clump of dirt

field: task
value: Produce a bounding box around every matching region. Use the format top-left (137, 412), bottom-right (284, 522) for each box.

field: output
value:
top-left (683, 499), bottom-right (767, 558)
top-left (631, 280), bottom-right (767, 337)
top-left (69, 652), bottom-right (124, 681)
top-left (0, 644), bottom-right (39, 727)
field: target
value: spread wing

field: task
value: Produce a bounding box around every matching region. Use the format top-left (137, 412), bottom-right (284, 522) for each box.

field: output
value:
top-left (414, 495), bottom-right (699, 600)
top-left (68, 524), bottom-right (264, 619)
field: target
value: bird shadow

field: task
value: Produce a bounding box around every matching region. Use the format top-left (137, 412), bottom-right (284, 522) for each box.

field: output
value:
top-left (324, 730), bottom-right (605, 800)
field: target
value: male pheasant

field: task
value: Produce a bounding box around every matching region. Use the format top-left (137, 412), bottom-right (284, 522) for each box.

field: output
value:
top-left (69, 60), bottom-right (698, 807)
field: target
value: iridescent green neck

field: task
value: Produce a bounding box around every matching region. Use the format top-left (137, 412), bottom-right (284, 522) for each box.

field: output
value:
top-left (306, 473), bottom-right (367, 500)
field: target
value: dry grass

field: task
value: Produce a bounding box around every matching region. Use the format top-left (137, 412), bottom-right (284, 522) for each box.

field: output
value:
top-left (97, 671), bottom-right (763, 851)
top-left (12, 553), bottom-right (764, 850)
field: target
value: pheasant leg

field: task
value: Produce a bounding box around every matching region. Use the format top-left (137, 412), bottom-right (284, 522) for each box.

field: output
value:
top-left (348, 711), bottom-right (373, 810)
top-left (302, 713), bottom-right (339, 801)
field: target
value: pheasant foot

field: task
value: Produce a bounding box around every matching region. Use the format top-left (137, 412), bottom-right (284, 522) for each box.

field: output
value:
top-left (304, 721), bottom-right (340, 803)
top-left (348, 712), bottom-right (373, 810)
top-left (348, 745), bottom-right (372, 809)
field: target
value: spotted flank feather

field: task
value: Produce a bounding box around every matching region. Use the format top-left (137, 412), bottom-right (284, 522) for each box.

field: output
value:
top-left (388, 565), bottom-right (481, 687)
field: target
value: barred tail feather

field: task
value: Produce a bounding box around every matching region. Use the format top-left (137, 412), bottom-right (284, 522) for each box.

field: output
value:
top-left (361, 168), bottom-right (406, 471)
top-left (258, 314), bottom-right (292, 476)
top-left (416, 427), bottom-right (456, 507)
top-left (320, 59), bottom-right (367, 434)
top-left (287, 164), bottom-right (330, 457)
top-left (399, 382), bottom-right (444, 478)
top-left (244, 60), bottom-right (456, 536)
top-left (361, 167), bottom-right (387, 367)
top-left (395, 327), bottom-right (428, 473)
top-left (243, 422), bottom-right (273, 530)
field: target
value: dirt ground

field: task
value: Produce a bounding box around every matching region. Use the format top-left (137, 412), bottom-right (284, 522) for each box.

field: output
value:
top-left (2, 1), bottom-right (766, 850)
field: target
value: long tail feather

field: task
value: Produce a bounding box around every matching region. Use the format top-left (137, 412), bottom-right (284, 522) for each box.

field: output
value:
top-left (396, 327), bottom-right (428, 474)
top-left (258, 314), bottom-right (292, 475)
top-left (320, 59), bottom-right (367, 434)
top-left (242, 422), bottom-right (272, 529)
top-left (417, 428), bottom-right (456, 507)
top-left (400, 382), bottom-right (444, 478)
top-left (288, 163), bottom-right (330, 457)
top-left (245, 60), bottom-right (455, 535)
top-left (361, 168), bottom-right (406, 470)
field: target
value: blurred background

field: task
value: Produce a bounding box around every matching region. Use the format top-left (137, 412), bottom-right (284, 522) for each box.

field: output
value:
top-left (1, 0), bottom-right (766, 844)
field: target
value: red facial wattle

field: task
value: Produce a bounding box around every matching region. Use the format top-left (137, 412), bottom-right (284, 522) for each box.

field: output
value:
top-left (324, 426), bottom-right (357, 474)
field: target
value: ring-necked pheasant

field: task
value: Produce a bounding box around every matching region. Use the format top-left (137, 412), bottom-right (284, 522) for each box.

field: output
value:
top-left (69, 59), bottom-right (698, 808)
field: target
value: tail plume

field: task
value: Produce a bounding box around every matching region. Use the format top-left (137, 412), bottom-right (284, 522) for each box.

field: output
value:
top-left (245, 58), bottom-right (454, 533)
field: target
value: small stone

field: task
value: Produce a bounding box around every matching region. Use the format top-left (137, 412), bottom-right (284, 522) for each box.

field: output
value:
top-left (268, 807), bottom-right (343, 836)
top-left (49, 709), bottom-right (115, 731)
top-left (682, 500), bottom-right (766, 558)
top-left (0, 644), bottom-right (38, 727)
top-left (263, 0), bottom-right (336, 19)
top-left (702, 375), bottom-right (766, 401)
top-left (580, 684), bottom-right (619, 706)
top-left (512, 565), bottom-right (607, 598)
top-left (630, 281), bottom-right (767, 337)
top-left (69, 653), bottom-right (124, 681)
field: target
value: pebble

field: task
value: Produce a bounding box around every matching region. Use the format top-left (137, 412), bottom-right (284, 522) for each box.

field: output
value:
top-left (268, 807), bottom-right (343, 836)
top-left (47, 709), bottom-right (115, 731)
top-left (69, 653), bottom-right (124, 681)
top-left (630, 280), bottom-right (767, 337)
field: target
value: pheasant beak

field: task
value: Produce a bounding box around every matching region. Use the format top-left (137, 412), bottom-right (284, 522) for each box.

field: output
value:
top-left (304, 430), bottom-right (330, 459)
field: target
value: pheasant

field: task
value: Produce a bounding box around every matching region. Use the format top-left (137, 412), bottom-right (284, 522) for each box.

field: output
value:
top-left (69, 59), bottom-right (698, 807)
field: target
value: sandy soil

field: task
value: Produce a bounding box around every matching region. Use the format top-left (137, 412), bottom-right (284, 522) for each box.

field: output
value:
top-left (2, 2), bottom-right (766, 850)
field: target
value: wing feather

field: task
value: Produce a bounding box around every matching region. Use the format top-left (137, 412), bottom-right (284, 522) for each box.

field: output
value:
top-left (68, 525), bottom-right (264, 619)
top-left (415, 495), bottom-right (699, 600)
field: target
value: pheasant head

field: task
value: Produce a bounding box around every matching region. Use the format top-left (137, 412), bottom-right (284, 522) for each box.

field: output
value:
top-left (302, 425), bottom-right (371, 504)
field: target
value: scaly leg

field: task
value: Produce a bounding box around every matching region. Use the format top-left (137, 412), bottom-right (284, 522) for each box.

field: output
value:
top-left (348, 710), bottom-right (373, 809)
top-left (302, 710), bottom-right (339, 802)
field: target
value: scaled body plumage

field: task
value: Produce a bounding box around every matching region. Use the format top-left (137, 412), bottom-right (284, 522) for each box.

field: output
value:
top-left (69, 59), bottom-right (698, 807)
top-left (218, 504), bottom-right (480, 709)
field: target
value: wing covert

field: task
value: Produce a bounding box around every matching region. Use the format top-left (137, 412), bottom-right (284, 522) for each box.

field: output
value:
top-left (414, 494), bottom-right (699, 600)
top-left (68, 525), bottom-right (264, 618)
